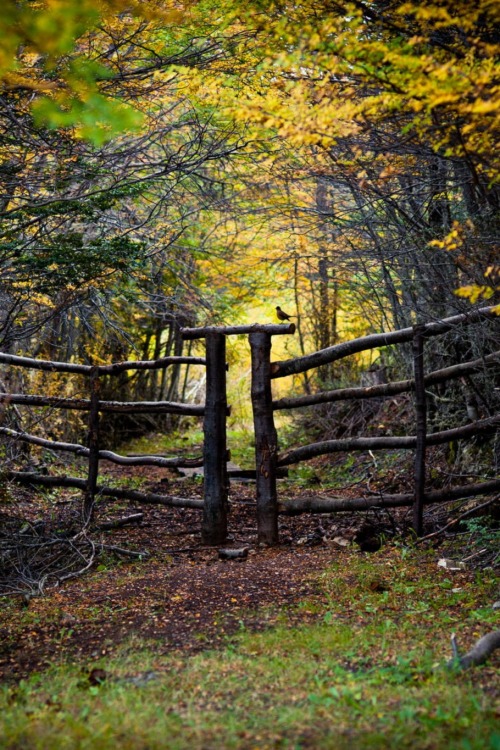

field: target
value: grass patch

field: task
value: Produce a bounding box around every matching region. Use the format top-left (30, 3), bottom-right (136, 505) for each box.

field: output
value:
top-left (1, 547), bottom-right (498, 749)
top-left (123, 428), bottom-right (204, 456)
top-left (123, 427), bottom-right (256, 469)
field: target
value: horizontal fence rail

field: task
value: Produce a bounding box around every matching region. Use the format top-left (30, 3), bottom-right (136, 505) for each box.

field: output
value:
top-left (271, 306), bottom-right (497, 379)
top-left (280, 478), bottom-right (500, 515)
top-left (0, 393), bottom-right (206, 415)
top-left (6, 471), bottom-right (205, 509)
top-left (0, 352), bottom-right (205, 374)
top-left (181, 323), bottom-right (296, 339)
top-left (273, 351), bottom-right (500, 410)
top-left (0, 426), bottom-right (203, 467)
top-left (0, 350), bottom-right (209, 528)
top-left (277, 415), bottom-right (500, 466)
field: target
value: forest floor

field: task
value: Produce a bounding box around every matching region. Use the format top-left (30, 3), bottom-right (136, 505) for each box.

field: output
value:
top-left (1, 460), bottom-right (499, 749)
top-left (1, 458), bottom-right (498, 684)
top-left (1, 461), bottom-right (377, 682)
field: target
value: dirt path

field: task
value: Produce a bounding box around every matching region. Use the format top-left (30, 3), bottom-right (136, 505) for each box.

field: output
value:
top-left (0, 477), bottom-right (358, 682)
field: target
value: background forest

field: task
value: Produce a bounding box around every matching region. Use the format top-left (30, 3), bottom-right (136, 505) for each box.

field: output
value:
top-left (0, 0), bottom-right (499, 453)
top-left (0, 6), bottom-right (499, 747)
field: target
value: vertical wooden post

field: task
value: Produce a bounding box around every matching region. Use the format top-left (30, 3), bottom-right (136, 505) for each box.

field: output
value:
top-left (250, 331), bottom-right (279, 545)
top-left (84, 366), bottom-right (100, 526)
top-left (202, 331), bottom-right (228, 544)
top-left (413, 325), bottom-right (427, 536)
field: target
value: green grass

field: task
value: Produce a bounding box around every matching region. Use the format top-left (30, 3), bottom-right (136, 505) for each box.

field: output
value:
top-left (123, 427), bottom-right (256, 469)
top-left (1, 549), bottom-right (498, 749)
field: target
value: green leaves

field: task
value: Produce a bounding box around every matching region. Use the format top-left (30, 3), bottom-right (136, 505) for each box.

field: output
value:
top-left (33, 94), bottom-right (143, 145)
top-left (11, 234), bottom-right (146, 294)
top-left (2, 1), bottom-right (145, 143)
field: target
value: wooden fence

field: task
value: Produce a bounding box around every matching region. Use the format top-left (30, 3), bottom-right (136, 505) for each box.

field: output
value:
top-left (0, 351), bottom-right (208, 524)
top-left (257, 306), bottom-right (500, 543)
top-left (0, 324), bottom-right (294, 545)
top-left (1, 307), bottom-right (499, 547)
top-left (181, 324), bottom-right (295, 543)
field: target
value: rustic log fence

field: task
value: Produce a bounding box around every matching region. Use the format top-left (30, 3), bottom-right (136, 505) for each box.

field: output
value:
top-left (0, 325), bottom-right (295, 546)
top-left (0, 351), bottom-right (209, 528)
top-left (264, 306), bottom-right (500, 542)
top-left (1, 306), bottom-right (499, 548)
top-left (184, 307), bottom-right (499, 544)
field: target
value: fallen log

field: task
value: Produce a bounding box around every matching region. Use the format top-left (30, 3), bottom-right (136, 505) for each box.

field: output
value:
top-left (98, 513), bottom-right (144, 530)
top-left (447, 630), bottom-right (500, 670)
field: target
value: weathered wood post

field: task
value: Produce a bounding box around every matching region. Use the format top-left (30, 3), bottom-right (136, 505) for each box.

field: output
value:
top-left (412, 325), bottom-right (427, 536)
top-left (202, 331), bottom-right (228, 544)
top-left (83, 366), bottom-right (100, 526)
top-left (250, 331), bottom-right (279, 545)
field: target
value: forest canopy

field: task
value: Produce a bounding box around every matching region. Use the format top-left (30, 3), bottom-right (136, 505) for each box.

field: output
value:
top-left (0, 0), bottom-right (498, 413)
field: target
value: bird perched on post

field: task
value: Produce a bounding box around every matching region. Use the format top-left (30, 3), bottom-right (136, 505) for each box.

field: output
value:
top-left (276, 306), bottom-right (295, 321)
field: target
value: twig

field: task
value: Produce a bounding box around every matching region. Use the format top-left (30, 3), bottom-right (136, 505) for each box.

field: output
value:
top-left (461, 548), bottom-right (488, 562)
top-left (98, 513), bottom-right (144, 530)
top-left (98, 544), bottom-right (149, 559)
top-left (417, 495), bottom-right (500, 542)
top-left (57, 540), bottom-right (96, 583)
top-left (156, 545), bottom-right (222, 553)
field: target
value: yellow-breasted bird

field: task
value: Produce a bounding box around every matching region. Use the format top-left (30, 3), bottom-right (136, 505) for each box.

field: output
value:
top-left (276, 306), bottom-right (295, 321)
